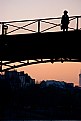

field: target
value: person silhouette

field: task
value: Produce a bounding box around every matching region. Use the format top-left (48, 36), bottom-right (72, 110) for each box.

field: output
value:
top-left (61, 10), bottom-right (69, 31)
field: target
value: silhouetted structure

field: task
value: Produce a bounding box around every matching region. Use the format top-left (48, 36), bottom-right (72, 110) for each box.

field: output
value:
top-left (61, 10), bottom-right (69, 31)
top-left (79, 72), bottom-right (81, 87)
top-left (0, 15), bottom-right (81, 72)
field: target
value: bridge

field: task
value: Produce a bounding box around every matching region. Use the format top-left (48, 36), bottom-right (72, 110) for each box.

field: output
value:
top-left (0, 15), bottom-right (81, 72)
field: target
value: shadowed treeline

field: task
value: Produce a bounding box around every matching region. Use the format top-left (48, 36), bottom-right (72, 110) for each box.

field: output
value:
top-left (0, 78), bottom-right (81, 120)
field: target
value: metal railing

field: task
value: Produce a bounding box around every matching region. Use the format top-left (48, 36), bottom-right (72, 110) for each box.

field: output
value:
top-left (0, 15), bottom-right (81, 35)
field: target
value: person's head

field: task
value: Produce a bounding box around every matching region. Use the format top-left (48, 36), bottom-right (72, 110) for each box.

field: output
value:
top-left (64, 10), bottom-right (68, 15)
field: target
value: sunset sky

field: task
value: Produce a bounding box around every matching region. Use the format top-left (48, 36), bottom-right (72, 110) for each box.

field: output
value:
top-left (0, 0), bottom-right (81, 85)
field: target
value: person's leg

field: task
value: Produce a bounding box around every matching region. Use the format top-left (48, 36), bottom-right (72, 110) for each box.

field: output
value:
top-left (63, 28), bottom-right (65, 31)
top-left (66, 25), bottom-right (68, 31)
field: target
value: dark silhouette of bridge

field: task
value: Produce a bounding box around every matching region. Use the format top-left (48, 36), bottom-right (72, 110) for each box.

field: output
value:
top-left (0, 15), bottom-right (81, 72)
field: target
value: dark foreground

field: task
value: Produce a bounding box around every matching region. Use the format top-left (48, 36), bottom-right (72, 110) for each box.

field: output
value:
top-left (0, 81), bottom-right (81, 120)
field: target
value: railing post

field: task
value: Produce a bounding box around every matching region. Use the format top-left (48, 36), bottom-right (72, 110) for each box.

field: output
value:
top-left (76, 16), bottom-right (79, 30)
top-left (2, 22), bottom-right (4, 35)
top-left (38, 20), bottom-right (40, 33)
top-left (2, 22), bottom-right (8, 35)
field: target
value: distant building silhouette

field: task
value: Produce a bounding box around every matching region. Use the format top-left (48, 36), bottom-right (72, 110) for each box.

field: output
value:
top-left (0, 70), bottom-right (35, 89)
top-left (79, 72), bottom-right (81, 87)
top-left (40, 79), bottom-right (74, 89)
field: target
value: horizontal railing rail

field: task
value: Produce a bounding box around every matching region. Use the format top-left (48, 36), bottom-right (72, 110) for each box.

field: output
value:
top-left (0, 15), bottom-right (81, 35)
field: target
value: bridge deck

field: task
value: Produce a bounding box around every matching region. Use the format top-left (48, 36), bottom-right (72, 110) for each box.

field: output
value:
top-left (0, 30), bottom-right (81, 61)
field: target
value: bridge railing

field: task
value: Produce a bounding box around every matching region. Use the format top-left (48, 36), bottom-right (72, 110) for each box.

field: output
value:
top-left (0, 16), bottom-right (81, 35)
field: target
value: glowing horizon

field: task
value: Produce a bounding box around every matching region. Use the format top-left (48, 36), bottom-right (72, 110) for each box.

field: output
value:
top-left (17, 62), bottom-right (81, 86)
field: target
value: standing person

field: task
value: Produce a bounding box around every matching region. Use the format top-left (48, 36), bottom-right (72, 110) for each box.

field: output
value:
top-left (61, 10), bottom-right (69, 31)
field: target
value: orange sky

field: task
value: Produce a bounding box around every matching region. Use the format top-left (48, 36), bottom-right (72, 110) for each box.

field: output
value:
top-left (17, 62), bottom-right (81, 86)
top-left (0, 0), bottom-right (81, 86)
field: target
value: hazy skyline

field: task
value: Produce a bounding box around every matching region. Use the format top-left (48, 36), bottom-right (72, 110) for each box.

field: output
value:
top-left (16, 62), bottom-right (81, 86)
top-left (0, 0), bottom-right (81, 85)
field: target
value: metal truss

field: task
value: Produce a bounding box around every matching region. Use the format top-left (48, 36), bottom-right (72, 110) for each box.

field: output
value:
top-left (0, 58), bottom-right (81, 72)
